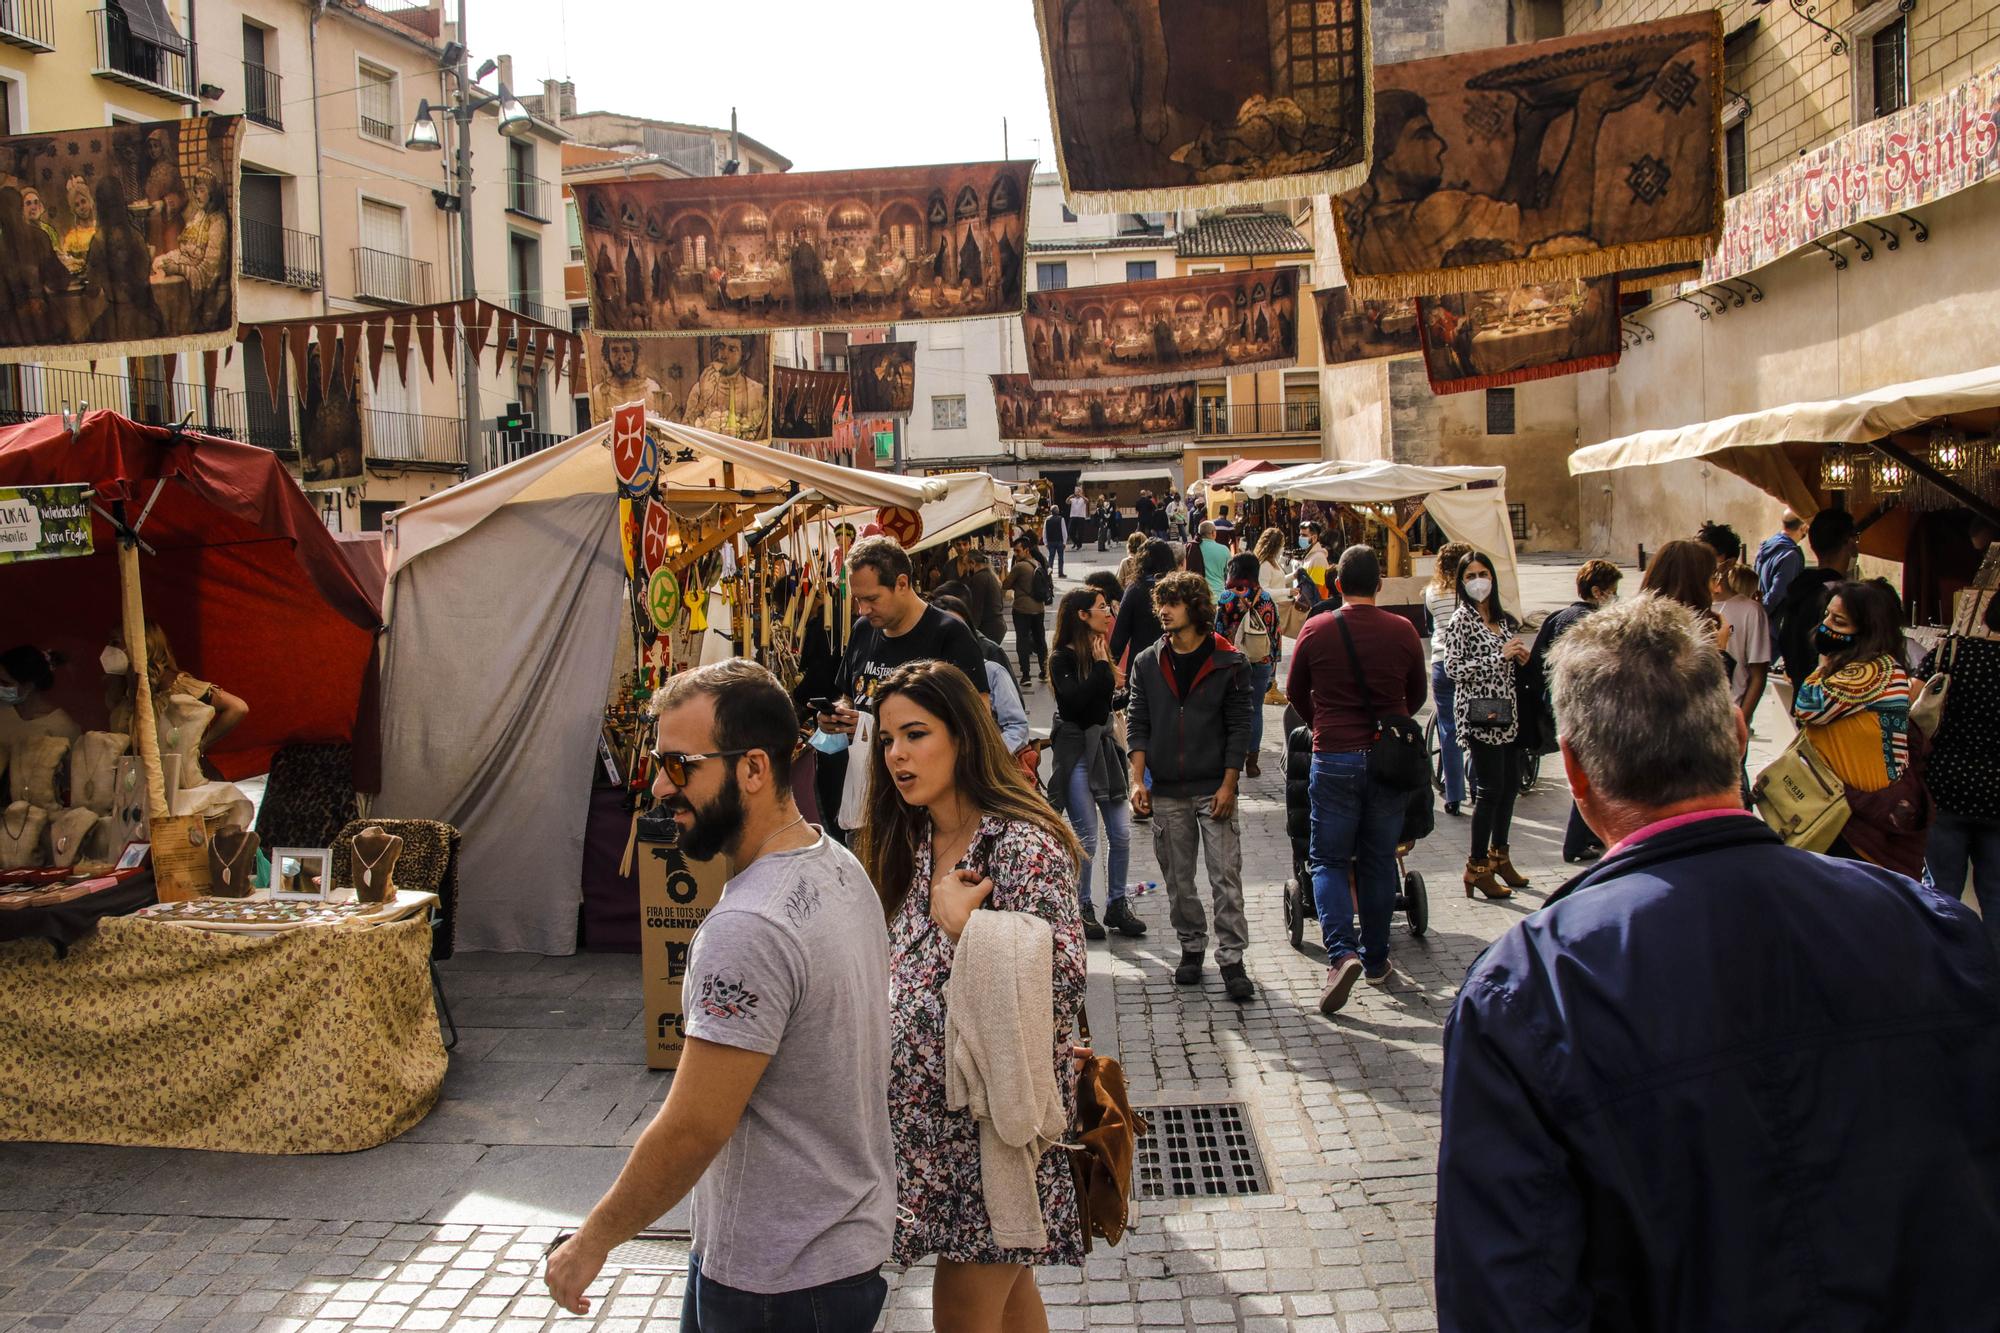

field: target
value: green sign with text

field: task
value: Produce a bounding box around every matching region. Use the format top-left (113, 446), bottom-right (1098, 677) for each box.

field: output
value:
top-left (0, 486), bottom-right (94, 565)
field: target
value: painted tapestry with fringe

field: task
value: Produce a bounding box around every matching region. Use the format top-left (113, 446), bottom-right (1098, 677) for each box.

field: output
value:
top-left (1025, 267), bottom-right (1301, 390)
top-left (1314, 287), bottom-right (1422, 363)
top-left (585, 332), bottom-right (771, 441)
top-left (772, 366), bottom-right (848, 442)
top-left (1414, 276), bottom-right (1620, 395)
top-left (1035, 0), bottom-right (1373, 213)
top-left (1334, 11), bottom-right (1722, 301)
top-left (848, 340), bottom-right (915, 415)
top-left (993, 374), bottom-right (1195, 445)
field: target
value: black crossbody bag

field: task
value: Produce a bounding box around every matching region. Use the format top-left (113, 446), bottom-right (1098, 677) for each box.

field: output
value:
top-left (1335, 611), bottom-right (1428, 791)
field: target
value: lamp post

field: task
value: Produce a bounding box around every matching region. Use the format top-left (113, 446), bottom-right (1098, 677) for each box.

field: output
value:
top-left (405, 26), bottom-right (534, 470)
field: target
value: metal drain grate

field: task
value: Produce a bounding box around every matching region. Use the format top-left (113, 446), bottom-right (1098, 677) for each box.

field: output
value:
top-left (1135, 1101), bottom-right (1269, 1199)
top-left (568, 1230), bottom-right (691, 1271)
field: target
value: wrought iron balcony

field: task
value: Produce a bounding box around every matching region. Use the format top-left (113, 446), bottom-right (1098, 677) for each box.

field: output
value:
top-left (365, 409), bottom-right (464, 466)
top-left (507, 295), bottom-right (568, 330)
top-left (240, 219), bottom-right (321, 290)
top-left (243, 391), bottom-right (297, 453)
top-left (0, 366), bottom-right (246, 437)
top-left (505, 168), bottom-right (550, 221)
top-left (0, 0), bottom-right (56, 53)
top-left (90, 8), bottom-right (196, 103)
top-left (353, 247), bottom-right (432, 306)
top-left (1195, 400), bottom-right (1322, 439)
top-left (243, 59), bottom-right (282, 129)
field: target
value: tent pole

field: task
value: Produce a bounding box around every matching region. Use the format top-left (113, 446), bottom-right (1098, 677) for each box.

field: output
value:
top-left (117, 534), bottom-right (170, 822)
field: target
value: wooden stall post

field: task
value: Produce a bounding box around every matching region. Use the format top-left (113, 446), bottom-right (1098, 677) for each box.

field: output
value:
top-left (119, 535), bottom-right (210, 900)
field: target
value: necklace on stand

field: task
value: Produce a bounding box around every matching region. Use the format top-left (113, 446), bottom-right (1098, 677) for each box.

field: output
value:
top-left (354, 835), bottom-right (399, 896)
top-left (211, 830), bottom-right (256, 893)
top-left (2, 805), bottom-right (28, 842)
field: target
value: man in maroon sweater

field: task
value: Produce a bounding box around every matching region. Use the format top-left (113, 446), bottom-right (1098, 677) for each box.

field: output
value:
top-left (1285, 546), bottom-right (1428, 1014)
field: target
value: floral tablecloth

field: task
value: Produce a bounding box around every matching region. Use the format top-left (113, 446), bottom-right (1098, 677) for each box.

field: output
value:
top-left (0, 915), bottom-right (444, 1153)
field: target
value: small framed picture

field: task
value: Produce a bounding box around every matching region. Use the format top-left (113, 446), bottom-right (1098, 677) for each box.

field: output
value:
top-left (270, 848), bottom-right (332, 901)
top-left (115, 841), bottom-right (151, 872)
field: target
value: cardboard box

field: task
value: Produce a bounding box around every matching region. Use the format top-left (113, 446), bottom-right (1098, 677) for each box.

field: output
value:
top-left (637, 836), bottom-right (729, 1070)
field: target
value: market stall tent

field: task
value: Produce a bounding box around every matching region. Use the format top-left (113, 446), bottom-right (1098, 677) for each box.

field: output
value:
top-left (375, 416), bottom-right (972, 955)
top-left (0, 411), bottom-right (383, 780)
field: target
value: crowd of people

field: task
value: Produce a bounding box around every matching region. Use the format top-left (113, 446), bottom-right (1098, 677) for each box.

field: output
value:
top-left (541, 500), bottom-right (2000, 1330)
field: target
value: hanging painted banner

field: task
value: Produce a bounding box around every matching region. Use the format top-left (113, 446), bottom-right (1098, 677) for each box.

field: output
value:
top-left (992, 374), bottom-right (1196, 445)
top-left (585, 332), bottom-right (771, 441)
top-left (642, 498), bottom-right (675, 576)
top-left (1415, 276), bottom-right (1620, 395)
top-left (0, 115), bottom-right (243, 364)
top-left (1034, 0), bottom-right (1372, 213)
top-left (0, 485), bottom-right (93, 564)
top-left (298, 337), bottom-right (364, 487)
top-left (1315, 287), bottom-right (1422, 364)
top-left (1700, 56), bottom-right (2000, 285)
top-left (772, 366), bottom-right (849, 442)
top-left (1024, 268), bottom-right (1301, 390)
top-left (1334, 11), bottom-right (1723, 301)
top-left (847, 340), bottom-right (916, 415)
top-left (244, 299), bottom-right (584, 397)
top-left (611, 402), bottom-right (658, 496)
top-left (574, 161), bottom-right (1031, 335)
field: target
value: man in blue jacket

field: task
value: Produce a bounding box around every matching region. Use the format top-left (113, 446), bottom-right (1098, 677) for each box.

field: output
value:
top-left (1436, 595), bottom-right (2000, 1332)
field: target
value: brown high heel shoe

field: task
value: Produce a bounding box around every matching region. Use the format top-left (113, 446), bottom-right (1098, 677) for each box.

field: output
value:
top-left (1463, 856), bottom-right (1513, 900)
top-left (1490, 846), bottom-right (1532, 889)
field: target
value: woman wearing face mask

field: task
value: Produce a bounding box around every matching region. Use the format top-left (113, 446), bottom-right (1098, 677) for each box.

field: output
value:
top-left (1048, 586), bottom-right (1144, 941)
top-left (1423, 543), bottom-right (1473, 815)
top-left (858, 661), bottom-right (1087, 1333)
top-left (1793, 579), bottom-right (1929, 877)
top-left (0, 645), bottom-right (82, 758)
top-left (102, 622), bottom-right (250, 762)
top-left (1442, 553), bottom-right (1529, 899)
top-left (1527, 560), bottom-right (1622, 861)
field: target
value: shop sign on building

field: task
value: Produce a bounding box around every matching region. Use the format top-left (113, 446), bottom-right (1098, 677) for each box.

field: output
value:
top-left (0, 486), bottom-right (93, 565)
top-left (1704, 60), bottom-right (2000, 284)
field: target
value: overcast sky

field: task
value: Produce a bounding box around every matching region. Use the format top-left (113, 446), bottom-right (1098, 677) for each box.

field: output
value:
top-left (465, 0), bottom-right (1059, 173)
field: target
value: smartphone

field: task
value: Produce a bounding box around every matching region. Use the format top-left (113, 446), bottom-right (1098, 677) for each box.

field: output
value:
top-left (807, 697), bottom-right (834, 716)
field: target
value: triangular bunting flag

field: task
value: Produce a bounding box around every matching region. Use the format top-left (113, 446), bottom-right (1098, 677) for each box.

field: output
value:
top-left (365, 317), bottom-right (389, 390)
top-left (160, 353), bottom-right (176, 384)
top-left (491, 310), bottom-right (514, 375)
top-left (414, 307), bottom-right (436, 379)
top-left (284, 325), bottom-right (311, 398)
top-left (463, 300), bottom-right (487, 359)
top-left (202, 349), bottom-right (218, 390)
top-left (315, 322), bottom-right (341, 395)
top-left (438, 302), bottom-right (458, 375)
top-left (260, 329), bottom-right (286, 402)
top-left (390, 315), bottom-right (412, 386)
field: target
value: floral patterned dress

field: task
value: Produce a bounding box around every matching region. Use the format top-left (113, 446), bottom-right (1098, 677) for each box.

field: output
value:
top-left (890, 814), bottom-right (1088, 1267)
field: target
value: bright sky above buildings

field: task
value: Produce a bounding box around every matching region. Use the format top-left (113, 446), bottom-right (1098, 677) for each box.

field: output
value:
top-left (468, 0), bottom-right (1059, 173)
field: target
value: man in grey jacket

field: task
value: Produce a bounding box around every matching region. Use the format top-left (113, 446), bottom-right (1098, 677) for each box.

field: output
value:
top-left (1127, 571), bottom-right (1257, 1000)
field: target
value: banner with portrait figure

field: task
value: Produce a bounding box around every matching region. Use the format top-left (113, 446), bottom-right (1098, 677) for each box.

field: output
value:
top-left (1034, 0), bottom-right (1372, 213)
top-left (1315, 287), bottom-right (1423, 364)
top-left (0, 115), bottom-right (242, 364)
top-left (847, 340), bottom-right (915, 415)
top-left (573, 161), bottom-right (1031, 335)
top-left (1414, 276), bottom-right (1620, 395)
top-left (1334, 12), bottom-right (1722, 300)
top-left (771, 366), bottom-right (848, 442)
top-left (1024, 268), bottom-right (1300, 390)
top-left (585, 332), bottom-right (771, 441)
top-left (298, 337), bottom-right (365, 487)
top-left (992, 374), bottom-right (1195, 445)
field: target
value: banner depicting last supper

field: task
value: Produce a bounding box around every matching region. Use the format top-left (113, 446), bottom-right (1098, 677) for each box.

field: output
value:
top-left (992, 374), bottom-right (1195, 445)
top-left (0, 115), bottom-right (242, 364)
top-left (574, 161), bottom-right (1030, 335)
top-left (1415, 276), bottom-right (1619, 395)
top-left (1334, 12), bottom-right (1722, 301)
top-left (1315, 287), bottom-right (1422, 364)
top-left (1024, 268), bottom-right (1300, 391)
top-left (1035, 0), bottom-right (1372, 213)
top-left (585, 332), bottom-right (771, 441)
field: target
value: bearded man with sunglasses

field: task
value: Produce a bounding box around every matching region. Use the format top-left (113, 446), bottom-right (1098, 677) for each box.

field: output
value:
top-left (546, 659), bottom-right (894, 1330)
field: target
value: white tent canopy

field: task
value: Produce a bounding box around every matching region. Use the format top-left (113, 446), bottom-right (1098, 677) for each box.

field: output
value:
top-left (1078, 466), bottom-right (1175, 485)
top-left (1243, 460), bottom-right (1520, 608)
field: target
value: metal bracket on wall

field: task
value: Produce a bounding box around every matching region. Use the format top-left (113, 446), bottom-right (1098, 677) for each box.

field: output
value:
top-left (1670, 294), bottom-right (1712, 320)
top-left (1621, 317), bottom-right (1656, 345)
top-left (1808, 238), bottom-right (1850, 270)
top-left (1836, 228), bottom-right (1875, 261)
top-left (1727, 278), bottom-right (1764, 304)
top-left (1859, 220), bottom-right (1901, 251)
top-left (1898, 212), bottom-right (1930, 242)
top-left (1784, 0), bottom-right (1848, 55)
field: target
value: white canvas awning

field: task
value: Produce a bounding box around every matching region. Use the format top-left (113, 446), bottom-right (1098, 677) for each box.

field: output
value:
top-left (1077, 466), bottom-right (1175, 484)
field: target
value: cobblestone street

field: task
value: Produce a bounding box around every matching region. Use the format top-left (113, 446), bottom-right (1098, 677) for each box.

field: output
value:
top-left (0, 554), bottom-right (1796, 1332)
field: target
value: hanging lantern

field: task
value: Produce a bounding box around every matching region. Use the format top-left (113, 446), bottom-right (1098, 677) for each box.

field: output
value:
top-left (1871, 452), bottom-right (1909, 495)
top-left (1930, 427), bottom-right (1968, 474)
top-left (1821, 445), bottom-right (1855, 488)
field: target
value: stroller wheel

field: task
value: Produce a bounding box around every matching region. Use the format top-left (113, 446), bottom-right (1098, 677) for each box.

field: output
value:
top-left (1404, 870), bottom-right (1429, 937)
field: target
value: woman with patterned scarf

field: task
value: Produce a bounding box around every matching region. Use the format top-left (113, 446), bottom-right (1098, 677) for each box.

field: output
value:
top-left (1793, 578), bottom-right (1931, 876)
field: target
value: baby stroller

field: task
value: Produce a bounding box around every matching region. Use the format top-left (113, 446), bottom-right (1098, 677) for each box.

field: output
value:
top-left (1281, 718), bottom-right (1430, 951)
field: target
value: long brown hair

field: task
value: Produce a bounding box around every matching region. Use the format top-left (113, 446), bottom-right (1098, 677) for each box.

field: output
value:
top-left (1051, 585), bottom-right (1106, 660)
top-left (1253, 526), bottom-right (1283, 566)
top-left (1429, 541), bottom-right (1472, 597)
top-left (856, 661), bottom-right (1082, 919)
top-left (1640, 539), bottom-right (1717, 617)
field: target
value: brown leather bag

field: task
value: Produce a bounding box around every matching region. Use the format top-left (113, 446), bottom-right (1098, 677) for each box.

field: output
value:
top-left (1067, 1005), bottom-right (1147, 1251)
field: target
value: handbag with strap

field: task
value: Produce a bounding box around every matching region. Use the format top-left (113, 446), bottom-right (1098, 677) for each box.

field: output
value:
top-left (1909, 635), bottom-right (1957, 736)
top-left (1066, 1003), bottom-right (1147, 1252)
top-left (1750, 730), bottom-right (1851, 853)
top-left (1463, 695), bottom-right (1515, 734)
top-left (1334, 611), bottom-right (1428, 791)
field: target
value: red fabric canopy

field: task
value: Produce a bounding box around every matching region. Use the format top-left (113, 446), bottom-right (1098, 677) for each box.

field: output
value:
top-left (0, 411), bottom-right (383, 779)
top-left (1203, 457), bottom-right (1281, 488)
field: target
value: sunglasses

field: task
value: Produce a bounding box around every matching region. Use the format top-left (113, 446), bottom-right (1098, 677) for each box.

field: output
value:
top-left (647, 749), bottom-right (754, 786)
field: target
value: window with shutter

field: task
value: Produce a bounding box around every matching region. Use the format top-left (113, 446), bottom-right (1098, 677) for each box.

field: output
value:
top-left (358, 64), bottom-right (395, 143)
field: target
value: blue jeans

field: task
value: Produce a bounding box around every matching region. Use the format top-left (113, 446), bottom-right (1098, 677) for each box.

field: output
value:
top-left (1431, 661), bottom-right (1465, 805)
top-left (1928, 811), bottom-right (2000, 956)
top-left (681, 1251), bottom-right (887, 1333)
top-left (1061, 758), bottom-right (1130, 908)
top-left (1247, 661), bottom-right (1275, 757)
top-left (1308, 751), bottom-right (1406, 975)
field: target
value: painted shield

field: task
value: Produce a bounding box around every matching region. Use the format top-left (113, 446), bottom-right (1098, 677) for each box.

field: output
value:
top-left (876, 506), bottom-right (923, 546)
top-left (642, 498), bottom-right (674, 575)
top-left (646, 565), bottom-right (681, 632)
top-left (612, 403), bottom-right (657, 493)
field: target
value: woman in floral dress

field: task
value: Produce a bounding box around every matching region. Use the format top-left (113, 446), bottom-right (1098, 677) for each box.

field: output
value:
top-left (857, 660), bottom-right (1087, 1331)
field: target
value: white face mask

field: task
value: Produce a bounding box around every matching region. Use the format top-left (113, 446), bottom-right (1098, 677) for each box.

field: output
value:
top-left (1465, 577), bottom-right (1495, 603)
top-left (0, 685), bottom-right (21, 706)
top-left (101, 645), bottom-right (130, 676)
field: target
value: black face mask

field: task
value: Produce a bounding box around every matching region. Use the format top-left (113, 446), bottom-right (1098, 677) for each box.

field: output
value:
top-left (1812, 624), bottom-right (1856, 656)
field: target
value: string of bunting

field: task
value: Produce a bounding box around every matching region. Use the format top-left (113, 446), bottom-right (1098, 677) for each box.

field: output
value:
top-left (237, 298), bottom-right (584, 399)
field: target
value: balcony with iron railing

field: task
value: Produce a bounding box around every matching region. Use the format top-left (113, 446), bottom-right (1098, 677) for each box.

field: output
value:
top-left (353, 247), bottom-right (432, 305)
top-left (365, 409), bottom-right (464, 466)
top-left (505, 168), bottom-right (550, 221)
top-left (0, 365), bottom-right (246, 436)
top-left (507, 294), bottom-right (568, 330)
top-left (240, 219), bottom-right (321, 290)
top-left (0, 0), bottom-right (56, 53)
top-left (90, 8), bottom-right (196, 103)
top-left (1195, 399), bottom-right (1322, 439)
top-left (243, 59), bottom-right (282, 129)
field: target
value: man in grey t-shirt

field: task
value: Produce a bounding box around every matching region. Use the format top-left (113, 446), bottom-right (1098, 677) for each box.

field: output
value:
top-left (546, 661), bottom-right (893, 1329)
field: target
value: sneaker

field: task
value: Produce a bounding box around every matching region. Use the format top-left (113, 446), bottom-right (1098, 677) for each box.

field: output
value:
top-left (1103, 897), bottom-right (1148, 938)
top-left (1220, 961), bottom-right (1255, 1001)
top-left (1173, 949), bottom-right (1204, 985)
top-left (1319, 956), bottom-right (1363, 1015)
top-left (1364, 964), bottom-right (1395, 988)
top-left (1245, 755), bottom-right (1262, 778)
top-left (1081, 905), bottom-right (1106, 941)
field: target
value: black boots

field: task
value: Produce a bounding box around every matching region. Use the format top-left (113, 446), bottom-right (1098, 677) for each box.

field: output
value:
top-left (1103, 897), bottom-right (1147, 938)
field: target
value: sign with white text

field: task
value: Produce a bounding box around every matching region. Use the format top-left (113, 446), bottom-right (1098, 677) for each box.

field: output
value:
top-left (0, 486), bottom-right (93, 564)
